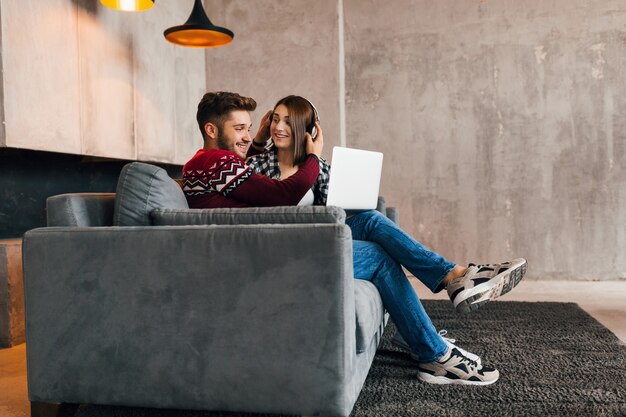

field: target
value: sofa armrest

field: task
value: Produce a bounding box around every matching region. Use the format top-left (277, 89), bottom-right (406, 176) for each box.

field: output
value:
top-left (23, 224), bottom-right (356, 416)
top-left (375, 196), bottom-right (386, 214)
top-left (386, 207), bottom-right (399, 225)
top-left (151, 205), bottom-right (346, 225)
top-left (46, 193), bottom-right (116, 227)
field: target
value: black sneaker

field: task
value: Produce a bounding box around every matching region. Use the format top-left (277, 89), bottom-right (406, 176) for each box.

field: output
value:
top-left (447, 258), bottom-right (527, 314)
top-left (417, 348), bottom-right (499, 386)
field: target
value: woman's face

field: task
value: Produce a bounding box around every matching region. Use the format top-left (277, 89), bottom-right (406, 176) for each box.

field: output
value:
top-left (270, 104), bottom-right (294, 151)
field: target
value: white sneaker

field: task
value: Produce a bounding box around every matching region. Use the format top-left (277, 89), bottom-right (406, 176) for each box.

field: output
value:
top-left (447, 258), bottom-right (527, 314)
top-left (391, 329), bottom-right (481, 365)
top-left (418, 347), bottom-right (499, 386)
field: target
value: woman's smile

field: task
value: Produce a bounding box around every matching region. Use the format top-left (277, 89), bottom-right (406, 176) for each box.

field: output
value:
top-left (273, 131), bottom-right (289, 139)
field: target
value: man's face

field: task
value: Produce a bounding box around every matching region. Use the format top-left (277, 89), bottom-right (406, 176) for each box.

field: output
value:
top-left (211, 110), bottom-right (252, 159)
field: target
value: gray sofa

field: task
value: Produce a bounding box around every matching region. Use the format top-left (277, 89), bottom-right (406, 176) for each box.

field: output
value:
top-left (23, 162), bottom-right (396, 417)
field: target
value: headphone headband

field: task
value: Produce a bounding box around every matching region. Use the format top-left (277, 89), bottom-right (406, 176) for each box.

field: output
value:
top-left (303, 97), bottom-right (319, 139)
top-left (303, 97), bottom-right (320, 124)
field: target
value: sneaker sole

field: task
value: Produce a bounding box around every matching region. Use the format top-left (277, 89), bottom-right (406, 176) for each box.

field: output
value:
top-left (417, 370), bottom-right (499, 386)
top-left (454, 259), bottom-right (527, 314)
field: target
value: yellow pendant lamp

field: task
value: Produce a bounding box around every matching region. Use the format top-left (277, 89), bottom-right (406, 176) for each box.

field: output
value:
top-left (164, 0), bottom-right (234, 48)
top-left (100, 0), bottom-right (155, 12)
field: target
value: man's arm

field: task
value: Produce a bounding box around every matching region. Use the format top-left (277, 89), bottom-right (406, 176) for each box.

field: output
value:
top-left (227, 155), bottom-right (320, 206)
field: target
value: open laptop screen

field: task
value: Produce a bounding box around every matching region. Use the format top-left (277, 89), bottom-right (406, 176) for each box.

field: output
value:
top-left (326, 147), bottom-right (384, 210)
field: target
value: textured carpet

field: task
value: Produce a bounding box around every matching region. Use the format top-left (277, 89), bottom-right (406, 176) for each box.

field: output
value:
top-left (74, 301), bottom-right (626, 417)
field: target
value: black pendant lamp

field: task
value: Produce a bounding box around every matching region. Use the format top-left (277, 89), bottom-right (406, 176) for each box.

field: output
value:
top-left (100, 0), bottom-right (155, 12)
top-left (164, 0), bottom-right (234, 48)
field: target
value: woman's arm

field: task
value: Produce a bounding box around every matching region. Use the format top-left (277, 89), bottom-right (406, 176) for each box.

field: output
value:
top-left (246, 109), bottom-right (273, 158)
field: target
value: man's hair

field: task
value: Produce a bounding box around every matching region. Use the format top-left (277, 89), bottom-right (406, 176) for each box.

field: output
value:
top-left (273, 95), bottom-right (316, 166)
top-left (197, 92), bottom-right (257, 140)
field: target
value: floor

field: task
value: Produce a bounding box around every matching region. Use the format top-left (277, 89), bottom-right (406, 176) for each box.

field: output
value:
top-left (413, 278), bottom-right (626, 343)
top-left (1, 280), bottom-right (624, 417)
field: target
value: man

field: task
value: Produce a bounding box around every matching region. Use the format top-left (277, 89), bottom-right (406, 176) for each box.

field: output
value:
top-left (183, 92), bottom-right (323, 208)
top-left (183, 91), bottom-right (527, 386)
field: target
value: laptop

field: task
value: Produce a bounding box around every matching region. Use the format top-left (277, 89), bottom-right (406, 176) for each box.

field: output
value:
top-left (326, 146), bottom-right (384, 210)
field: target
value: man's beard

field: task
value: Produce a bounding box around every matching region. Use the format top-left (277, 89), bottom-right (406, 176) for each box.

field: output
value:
top-left (216, 131), bottom-right (246, 158)
top-left (216, 132), bottom-right (232, 153)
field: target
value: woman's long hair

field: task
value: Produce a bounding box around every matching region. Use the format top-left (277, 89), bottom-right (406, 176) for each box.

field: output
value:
top-left (272, 95), bottom-right (316, 166)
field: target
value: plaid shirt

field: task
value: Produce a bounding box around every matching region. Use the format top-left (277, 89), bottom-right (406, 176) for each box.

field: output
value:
top-left (246, 144), bottom-right (330, 205)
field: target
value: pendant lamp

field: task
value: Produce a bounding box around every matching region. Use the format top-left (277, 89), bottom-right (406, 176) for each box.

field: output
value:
top-left (164, 0), bottom-right (234, 48)
top-left (100, 0), bottom-right (155, 12)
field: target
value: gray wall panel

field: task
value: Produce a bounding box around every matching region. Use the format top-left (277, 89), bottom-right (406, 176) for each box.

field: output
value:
top-left (0, 0), bottom-right (205, 164)
top-left (344, 0), bottom-right (626, 280)
top-left (203, 0), bottom-right (343, 161)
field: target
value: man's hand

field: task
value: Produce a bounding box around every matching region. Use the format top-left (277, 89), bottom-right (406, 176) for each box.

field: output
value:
top-left (253, 110), bottom-right (273, 146)
top-left (306, 122), bottom-right (324, 158)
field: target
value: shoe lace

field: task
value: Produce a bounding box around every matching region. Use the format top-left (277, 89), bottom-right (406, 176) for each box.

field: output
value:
top-left (438, 329), bottom-right (455, 344)
top-left (469, 261), bottom-right (508, 270)
top-left (469, 262), bottom-right (493, 269)
top-left (451, 348), bottom-right (479, 369)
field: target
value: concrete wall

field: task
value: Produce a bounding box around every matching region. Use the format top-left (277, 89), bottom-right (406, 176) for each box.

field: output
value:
top-left (1, 0), bottom-right (624, 280)
top-left (344, 0), bottom-right (626, 280)
top-left (203, 0), bottom-right (344, 159)
top-left (0, 3), bottom-right (5, 147)
top-left (0, 0), bottom-right (205, 164)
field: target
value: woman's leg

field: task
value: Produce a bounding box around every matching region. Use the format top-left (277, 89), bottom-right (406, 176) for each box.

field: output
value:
top-left (352, 240), bottom-right (448, 362)
top-left (348, 210), bottom-right (528, 314)
top-left (347, 210), bottom-right (456, 293)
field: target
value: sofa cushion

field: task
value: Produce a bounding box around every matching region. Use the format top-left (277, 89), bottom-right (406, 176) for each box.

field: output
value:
top-left (151, 206), bottom-right (346, 226)
top-left (354, 280), bottom-right (385, 353)
top-left (113, 162), bottom-right (188, 226)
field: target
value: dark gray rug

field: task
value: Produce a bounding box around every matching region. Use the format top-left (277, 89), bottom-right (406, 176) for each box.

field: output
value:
top-left (74, 301), bottom-right (626, 417)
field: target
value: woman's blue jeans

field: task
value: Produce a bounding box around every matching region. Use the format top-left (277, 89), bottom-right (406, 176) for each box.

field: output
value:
top-left (347, 210), bottom-right (455, 362)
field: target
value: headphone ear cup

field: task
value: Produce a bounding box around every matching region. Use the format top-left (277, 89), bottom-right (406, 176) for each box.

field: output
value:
top-left (303, 97), bottom-right (319, 140)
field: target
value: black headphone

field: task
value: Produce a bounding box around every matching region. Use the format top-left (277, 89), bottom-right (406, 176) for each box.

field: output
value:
top-left (269, 97), bottom-right (320, 139)
top-left (305, 98), bottom-right (320, 139)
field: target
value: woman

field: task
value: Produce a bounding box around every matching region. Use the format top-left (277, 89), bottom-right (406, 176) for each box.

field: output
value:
top-left (247, 95), bottom-right (330, 206)
top-left (247, 95), bottom-right (527, 385)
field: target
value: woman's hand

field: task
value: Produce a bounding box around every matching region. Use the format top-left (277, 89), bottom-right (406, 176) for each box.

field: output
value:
top-left (306, 122), bottom-right (324, 158)
top-left (253, 110), bottom-right (273, 145)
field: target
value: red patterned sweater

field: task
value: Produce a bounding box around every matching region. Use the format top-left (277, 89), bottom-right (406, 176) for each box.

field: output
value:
top-left (182, 149), bottom-right (320, 208)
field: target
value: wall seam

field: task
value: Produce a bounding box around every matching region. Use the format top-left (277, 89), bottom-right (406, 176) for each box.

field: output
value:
top-left (131, 31), bottom-right (137, 161)
top-left (337, 0), bottom-right (346, 148)
top-left (75, 2), bottom-right (85, 156)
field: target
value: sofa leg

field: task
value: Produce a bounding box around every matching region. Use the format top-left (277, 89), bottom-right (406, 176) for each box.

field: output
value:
top-left (30, 402), bottom-right (79, 417)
